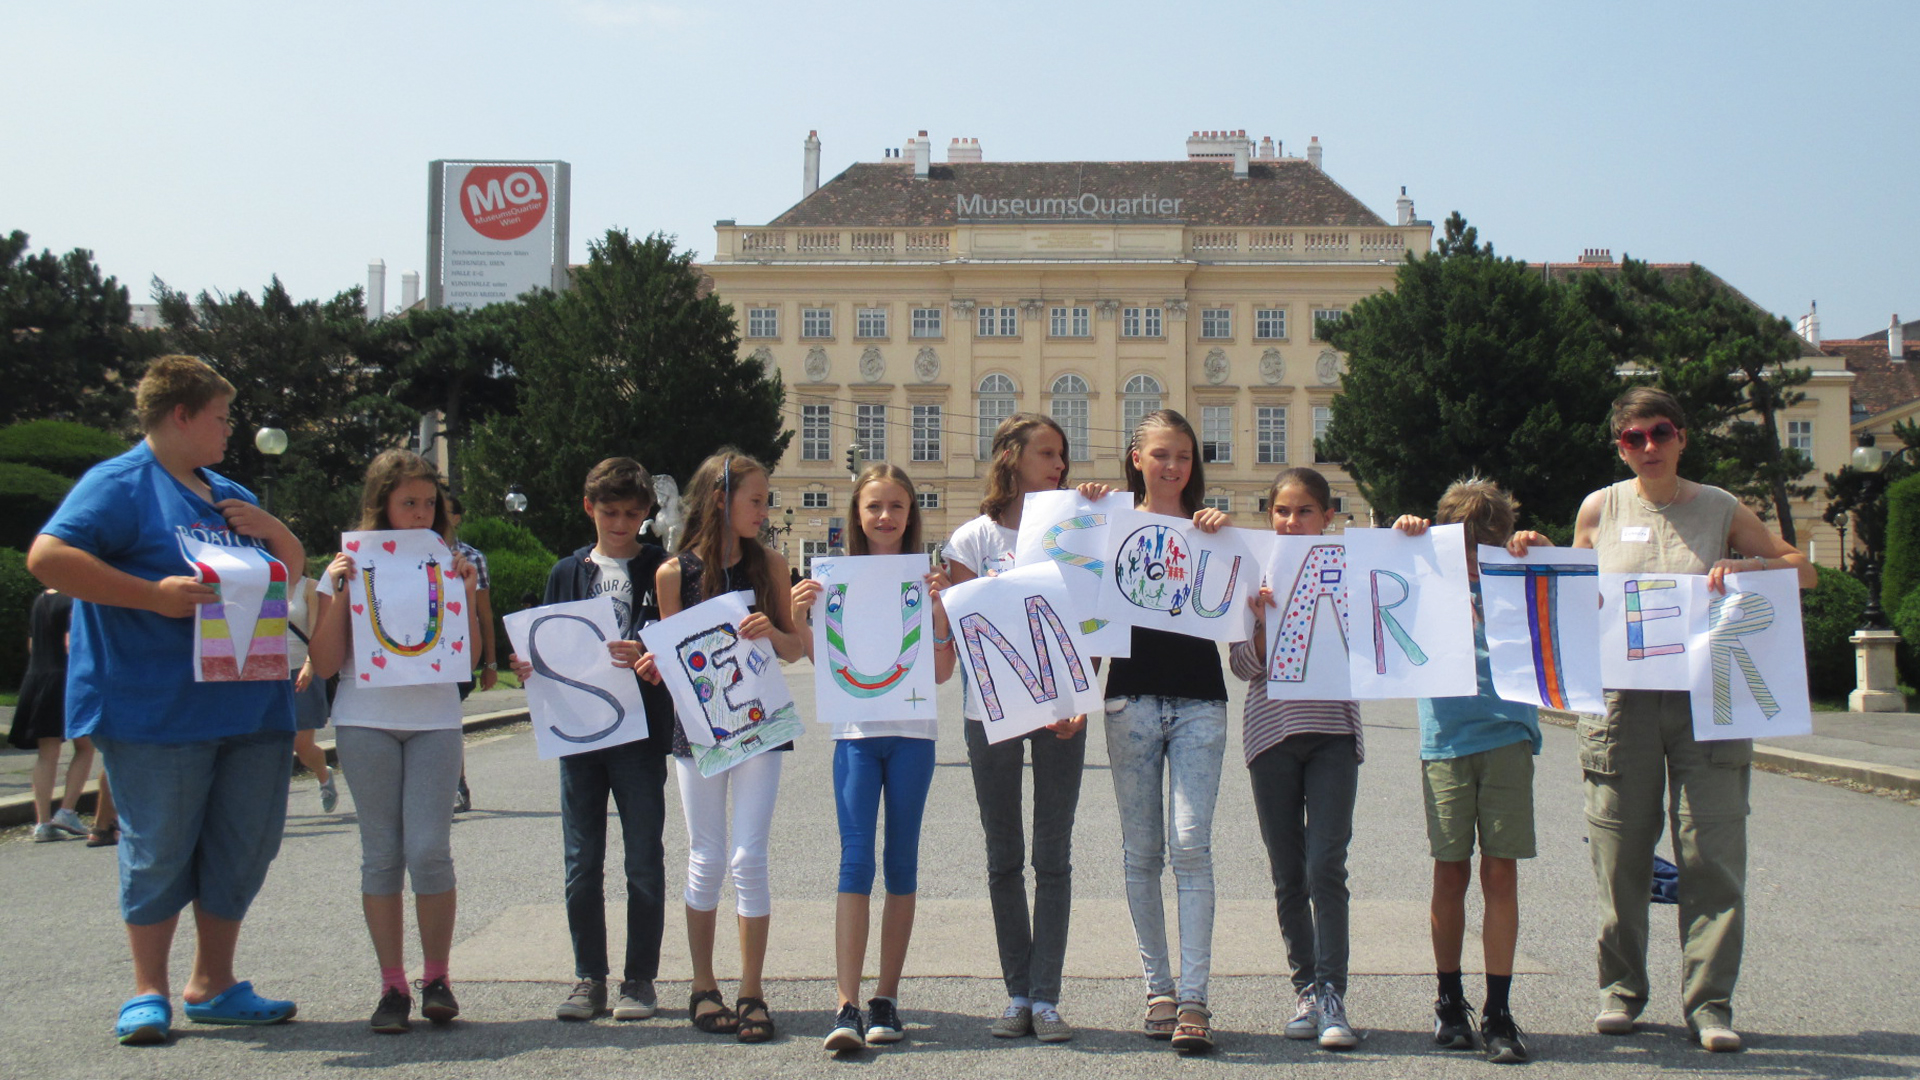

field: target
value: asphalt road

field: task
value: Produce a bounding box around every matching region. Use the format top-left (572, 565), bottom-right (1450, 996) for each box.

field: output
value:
top-left (4, 659), bottom-right (1918, 1079)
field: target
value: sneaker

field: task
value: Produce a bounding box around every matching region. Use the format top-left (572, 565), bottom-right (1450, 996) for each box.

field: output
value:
top-left (989, 1003), bottom-right (1032, 1038)
top-left (51, 808), bottom-right (87, 836)
top-left (1481, 1010), bottom-right (1530, 1064)
top-left (556, 978), bottom-right (606, 1020)
top-left (32, 822), bottom-right (65, 843)
top-left (612, 980), bottom-right (657, 1020)
top-left (318, 776), bottom-right (339, 814)
top-left (865, 997), bottom-right (903, 1043)
top-left (1593, 1009), bottom-right (1635, 1035)
top-left (1435, 993), bottom-right (1476, 1049)
top-left (1032, 1004), bottom-right (1074, 1043)
top-left (1696, 1024), bottom-right (1742, 1053)
top-left (417, 978), bottom-right (459, 1023)
top-left (1317, 983), bottom-right (1357, 1049)
top-left (1284, 986), bottom-right (1319, 1039)
top-left (823, 1002), bottom-right (865, 1052)
top-left (453, 777), bottom-right (471, 814)
top-left (370, 988), bottom-right (412, 1033)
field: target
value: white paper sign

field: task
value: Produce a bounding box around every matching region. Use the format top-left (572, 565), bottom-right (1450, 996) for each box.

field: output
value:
top-left (1342, 524), bottom-right (1476, 700)
top-left (640, 591), bottom-right (803, 776)
top-left (808, 554), bottom-right (938, 722)
top-left (1597, 572), bottom-right (1695, 691)
top-left (505, 596), bottom-right (650, 760)
top-left (1688, 570), bottom-right (1812, 741)
top-left (182, 535), bottom-right (289, 682)
top-left (1263, 535), bottom-right (1352, 701)
top-left (1013, 490), bottom-right (1134, 657)
top-left (1477, 545), bottom-right (1604, 713)
top-left (1098, 508), bottom-right (1261, 644)
top-left (342, 529), bottom-right (471, 688)
top-left (943, 563), bottom-right (1103, 742)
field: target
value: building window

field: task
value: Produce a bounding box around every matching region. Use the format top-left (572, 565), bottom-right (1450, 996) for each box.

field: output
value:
top-left (1311, 308), bottom-right (1343, 340)
top-left (856, 307), bottom-right (888, 339)
top-left (856, 403), bottom-right (887, 461)
top-left (1313, 406), bottom-right (1333, 463)
top-left (1787, 419), bottom-right (1814, 454)
top-left (911, 307), bottom-right (943, 338)
top-left (1203, 493), bottom-right (1231, 513)
top-left (747, 307), bottom-right (778, 338)
top-left (1255, 308), bottom-right (1287, 340)
top-left (977, 373), bottom-right (1017, 459)
top-left (1049, 306), bottom-right (1091, 338)
top-left (802, 539), bottom-right (828, 576)
top-left (1200, 308), bottom-right (1232, 339)
top-left (1122, 306), bottom-right (1163, 338)
top-left (1122, 374), bottom-right (1163, 437)
top-left (1051, 373), bottom-right (1092, 462)
top-left (1202, 405), bottom-right (1232, 463)
top-left (1257, 406), bottom-right (1288, 464)
top-left (802, 307), bottom-right (833, 339)
top-left (801, 404), bottom-right (831, 461)
top-left (916, 491), bottom-right (941, 509)
top-left (801, 490), bottom-right (830, 510)
top-left (977, 306), bottom-right (1019, 337)
top-left (911, 404), bottom-right (942, 462)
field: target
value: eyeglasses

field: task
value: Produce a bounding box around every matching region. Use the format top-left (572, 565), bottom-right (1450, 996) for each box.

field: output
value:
top-left (1617, 421), bottom-right (1679, 451)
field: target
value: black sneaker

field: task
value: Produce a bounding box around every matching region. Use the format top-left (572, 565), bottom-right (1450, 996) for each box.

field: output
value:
top-left (418, 978), bottom-right (460, 1023)
top-left (370, 988), bottom-right (413, 1034)
top-left (1481, 1010), bottom-right (1530, 1064)
top-left (1435, 993), bottom-right (1476, 1049)
top-left (823, 1002), bottom-right (865, 1052)
top-left (865, 997), bottom-right (903, 1043)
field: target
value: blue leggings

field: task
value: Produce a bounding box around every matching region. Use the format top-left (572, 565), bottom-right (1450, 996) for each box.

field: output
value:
top-left (833, 736), bottom-right (937, 895)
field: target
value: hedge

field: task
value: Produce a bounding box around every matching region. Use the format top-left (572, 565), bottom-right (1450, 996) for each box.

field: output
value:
top-left (0, 420), bottom-right (128, 479)
top-left (1879, 472), bottom-right (1920, 624)
top-left (1802, 564), bottom-right (1868, 700)
top-left (0, 463), bottom-right (75, 551)
top-left (458, 516), bottom-right (550, 560)
top-left (0, 549), bottom-right (44, 690)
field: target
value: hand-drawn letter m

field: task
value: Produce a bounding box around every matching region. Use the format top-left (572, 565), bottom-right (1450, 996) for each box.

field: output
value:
top-left (958, 595), bottom-right (1091, 724)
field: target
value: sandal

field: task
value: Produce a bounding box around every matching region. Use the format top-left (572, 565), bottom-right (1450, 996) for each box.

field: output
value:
top-left (116, 994), bottom-right (172, 1046)
top-left (689, 988), bottom-right (737, 1034)
top-left (87, 825), bottom-right (119, 847)
top-left (182, 980), bottom-right (297, 1025)
top-left (1143, 994), bottom-right (1178, 1039)
top-left (1170, 1003), bottom-right (1214, 1054)
top-left (735, 996), bottom-right (776, 1043)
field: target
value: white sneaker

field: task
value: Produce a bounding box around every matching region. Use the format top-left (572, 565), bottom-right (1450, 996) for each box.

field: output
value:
top-left (32, 822), bottom-right (64, 843)
top-left (1317, 983), bottom-right (1357, 1049)
top-left (1284, 987), bottom-right (1319, 1039)
top-left (50, 808), bottom-right (86, 836)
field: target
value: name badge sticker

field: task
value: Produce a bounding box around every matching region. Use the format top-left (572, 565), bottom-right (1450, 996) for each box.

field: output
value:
top-left (1620, 526), bottom-right (1652, 543)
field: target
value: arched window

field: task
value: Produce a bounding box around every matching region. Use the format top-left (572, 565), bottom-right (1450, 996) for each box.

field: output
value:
top-left (1051, 374), bottom-right (1091, 462)
top-left (977, 373), bottom-right (1017, 459)
top-left (1121, 374), bottom-right (1164, 440)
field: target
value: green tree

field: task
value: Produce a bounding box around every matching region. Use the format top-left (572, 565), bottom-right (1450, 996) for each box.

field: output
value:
top-left (368, 302), bottom-right (524, 490)
top-left (1318, 212), bottom-right (1621, 530)
top-left (463, 230), bottom-right (790, 552)
top-left (1820, 420), bottom-right (1920, 577)
top-left (0, 230), bottom-right (155, 429)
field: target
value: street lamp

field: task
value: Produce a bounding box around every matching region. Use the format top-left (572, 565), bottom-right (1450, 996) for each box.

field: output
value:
top-left (1852, 434), bottom-right (1911, 630)
top-left (505, 484), bottom-right (528, 525)
top-left (254, 419), bottom-right (288, 513)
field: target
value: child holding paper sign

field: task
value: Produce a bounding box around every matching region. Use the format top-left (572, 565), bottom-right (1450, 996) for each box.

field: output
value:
top-left (1229, 467), bottom-right (1365, 1049)
top-left (1393, 478), bottom-right (1549, 1065)
top-left (791, 464), bottom-right (957, 1051)
top-left (309, 450), bottom-right (481, 1034)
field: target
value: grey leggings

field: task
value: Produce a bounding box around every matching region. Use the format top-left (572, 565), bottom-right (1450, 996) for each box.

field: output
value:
top-left (337, 725), bottom-right (462, 895)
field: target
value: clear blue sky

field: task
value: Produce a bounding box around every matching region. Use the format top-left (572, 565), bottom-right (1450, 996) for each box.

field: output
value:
top-left (7, 0), bottom-right (1914, 339)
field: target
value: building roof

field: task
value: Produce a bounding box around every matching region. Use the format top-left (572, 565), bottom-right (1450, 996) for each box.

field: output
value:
top-left (767, 160), bottom-right (1389, 229)
top-left (1825, 338), bottom-right (1919, 423)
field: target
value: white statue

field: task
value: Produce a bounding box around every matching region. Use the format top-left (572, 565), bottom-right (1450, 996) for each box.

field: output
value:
top-left (644, 474), bottom-right (686, 552)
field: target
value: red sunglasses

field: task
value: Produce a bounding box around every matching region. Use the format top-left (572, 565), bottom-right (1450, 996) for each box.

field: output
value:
top-left (1617, 421), bottom-right (1680, 451)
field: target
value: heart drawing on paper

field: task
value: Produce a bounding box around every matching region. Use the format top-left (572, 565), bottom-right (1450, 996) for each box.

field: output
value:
top-left (360, 672), bottom-right (371, 681)
top-left (371, 655), bottom-right (387, 669)
top-left (452, 640), bottom-right (464, 653)
top-left (352, 604), bottom-right (365, 615)
top-left (431, 661), bottom-right (441, 671)
top-left (382, 541), bottom-right (397, 554)
top-left (448, 601), bottom-right (462, 615)
top-left (345, 541), bottom-right (360, 552)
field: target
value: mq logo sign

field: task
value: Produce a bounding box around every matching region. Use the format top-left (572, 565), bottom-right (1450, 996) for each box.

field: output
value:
top-left (460, 166), bottom-right (548, 241)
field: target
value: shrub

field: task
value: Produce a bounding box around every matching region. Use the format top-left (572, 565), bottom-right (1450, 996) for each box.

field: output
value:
top-left (0, 463), bottom-right (75, 551)
top-left (1893, 589), bottom-right (1920, 691)
top-left (482, 548), bottom-right (556, 657)
top-left (458, 516), bottom-right (550, 559)
top-left (1802, 565), bottom-right (1868, 700)
top-left (1879, 472), bottom-right (1920, 622)
top-left (0, 549), bottom-right (44, 689)
top-left (0, 420), bottom-right (128, 478)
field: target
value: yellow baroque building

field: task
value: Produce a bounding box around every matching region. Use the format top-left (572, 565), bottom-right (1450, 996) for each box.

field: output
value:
top-left (705, 130), bottom-right (1430, 570)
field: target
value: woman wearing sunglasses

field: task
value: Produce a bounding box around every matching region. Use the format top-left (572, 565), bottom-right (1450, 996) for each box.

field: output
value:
top-left (1552, 387), bottom-right (1814, 1054)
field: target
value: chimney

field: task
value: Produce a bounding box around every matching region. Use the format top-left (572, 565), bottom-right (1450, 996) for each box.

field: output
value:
top-left (803, 130), bottom-right (821, 197)
top-left (1796, 302), bottom-right (1820, 348)
top-left (400, 271), bottom-right (420, 311)
top-left (1307, 136), bottom-right (1322, 170)
top-left (1892, 314), bottom-right (1905, 362)
top-left (1396, 186), bottom-right (1414, 226)
top-left (1258, 135), bottom-right (1275, 159)
top-left (1232, 138), bottom-right (1249, 179)
top-left (911, 130), bottom-right (930, 179)
top-left (367, 259), bottom-right (386, 323)
top-left (948, 137), bottom-right (982, 163)
top-left (1578, 248), bottom-right (1614, 264)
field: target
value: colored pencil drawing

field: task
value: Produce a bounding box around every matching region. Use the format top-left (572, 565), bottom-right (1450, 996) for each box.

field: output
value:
top-left (1268, 542), bottom-right (1348, 683)
top-left (958, 595), bottom-right (1091, 725)
top-left (1480, 556), bottom-right (1600, 711)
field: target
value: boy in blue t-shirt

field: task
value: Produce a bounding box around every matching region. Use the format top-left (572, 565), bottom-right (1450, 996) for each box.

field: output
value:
top-left (1398, 478), bottom-right (1544, 1065)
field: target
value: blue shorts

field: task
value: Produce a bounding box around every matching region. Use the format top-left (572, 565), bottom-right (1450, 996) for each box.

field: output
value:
top-left (833, 736), bottom-right (936, 895)
top-left (94, 729), bottom-right (294, 924)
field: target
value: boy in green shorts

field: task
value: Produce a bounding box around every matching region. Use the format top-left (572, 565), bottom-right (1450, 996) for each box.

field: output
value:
top-left (1397, 477), bottom-right (1544, 1065)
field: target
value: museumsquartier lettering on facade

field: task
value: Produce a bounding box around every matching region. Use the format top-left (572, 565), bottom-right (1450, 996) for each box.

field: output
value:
top-left (957, 193), bottom-right (1184, 219)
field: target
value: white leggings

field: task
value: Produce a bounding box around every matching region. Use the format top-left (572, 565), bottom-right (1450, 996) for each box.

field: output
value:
top-left (675, 752), bottom-right (783, 917)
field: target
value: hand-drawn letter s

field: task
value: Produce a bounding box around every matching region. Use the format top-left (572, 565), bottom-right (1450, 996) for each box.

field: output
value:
top-left (528, 613), bottom-right (627, 744)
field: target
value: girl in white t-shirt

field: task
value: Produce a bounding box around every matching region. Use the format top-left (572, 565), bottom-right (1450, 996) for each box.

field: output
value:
top-left (791, 464), bottom-right (957, 1051)
top-left (309, 450), bottom-right (480, 1034)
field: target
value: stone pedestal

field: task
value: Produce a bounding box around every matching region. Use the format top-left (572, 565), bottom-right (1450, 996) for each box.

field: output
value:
top-left (1849, 629), bottom-right (1906, 712)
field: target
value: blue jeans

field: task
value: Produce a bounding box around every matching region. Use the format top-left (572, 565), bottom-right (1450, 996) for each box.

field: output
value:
top-left (95, 729), bottom-right (294, 924)
top-left (1106, 695), bottom-right (1228, 1004)
top-left (560, 741), bottom-right (669, 983)
top-left (1248, 733), bottom-right (1360, 995)
top-left (833, 736), bottom-right (937, 894)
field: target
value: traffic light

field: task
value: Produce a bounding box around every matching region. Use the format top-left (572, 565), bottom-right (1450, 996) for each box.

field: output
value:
top-left (846, 442), bottom-right (863, 478)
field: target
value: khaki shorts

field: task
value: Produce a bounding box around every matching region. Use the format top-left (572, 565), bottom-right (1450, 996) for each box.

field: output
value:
top-left (1422, 739), bottom-right (1537, 862)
